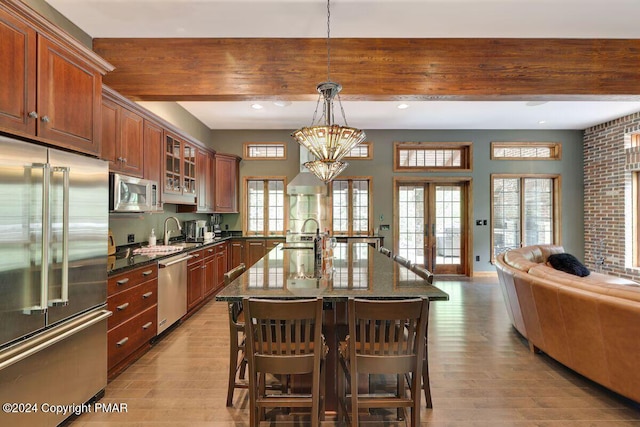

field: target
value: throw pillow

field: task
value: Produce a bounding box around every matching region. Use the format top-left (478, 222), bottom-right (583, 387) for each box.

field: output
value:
top-left (547, 253), bottom-right (590, 277)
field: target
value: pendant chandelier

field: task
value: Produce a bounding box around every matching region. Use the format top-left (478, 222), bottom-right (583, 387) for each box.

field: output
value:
top-left (291, 0), bottom-right (366, 183)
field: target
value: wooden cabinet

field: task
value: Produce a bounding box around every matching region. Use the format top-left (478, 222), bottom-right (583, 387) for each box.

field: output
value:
top-left (203, 245), bottom-right (217, 297)
top-left (143, 119), bottom-right (164, 209)
top-left (0, 3), bottom-right (111, 156)
top-left (107, 264), bottom-right (158, 378)
top-left (164, 132), bottom-right (197, 205)
top-left (101, 87), bottom-right (144, 177)
top-left (196, 148), bottom-right (215, 212)
top-left (187, 249), bottom-right (204, 312)
top-left (230, 239), bottom-right (245, 270)
top-left (216, 242), bottom-right (229, 288)
top-left (214, 154), bottom-right (240, 213)
top-left (245, 240), bottom-right (267, 268)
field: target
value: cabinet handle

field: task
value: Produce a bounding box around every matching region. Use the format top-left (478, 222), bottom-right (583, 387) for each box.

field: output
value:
top-left (28, 111), bottom-right (38, 119)
top-left (142, 270), bottom-right (153, 277)
top-left (208, 249), bottom-right (214, 253)
top-left (41, 115), bottom-right (50, 123)
top-left (116, 337), bottom-right (129, 347)
top-left (122, 158), bottom-right (127, 163)
top-left (142, 322), bottom-right (153, 330)
top-left (116, 278), bottom-right (130, 286)
top-left (192, 253), bottom-right (200, 258)
top-left (201, 265), bottom-right (206, 269)
top-left (116, 302), bottom-right (129, 311)
top-left (142, 291), bottom-right (153, 299)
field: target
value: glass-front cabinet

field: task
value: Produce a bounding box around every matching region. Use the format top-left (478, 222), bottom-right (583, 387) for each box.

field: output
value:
top-left (164, 131), bottom-right (196, 204)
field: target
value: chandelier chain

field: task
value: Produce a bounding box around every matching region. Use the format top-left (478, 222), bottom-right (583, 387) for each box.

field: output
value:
top-left (326, 0), bottom-right (331, 82)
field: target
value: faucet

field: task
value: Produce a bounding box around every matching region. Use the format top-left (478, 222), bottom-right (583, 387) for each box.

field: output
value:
top-left (301, 217), bottom-right (320, 233)
top-left (163, 217), bottom-right (182, 245)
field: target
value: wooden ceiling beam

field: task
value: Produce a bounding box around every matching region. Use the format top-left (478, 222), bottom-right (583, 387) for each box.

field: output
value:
top-left (93, 38), bottom-right (640, 101)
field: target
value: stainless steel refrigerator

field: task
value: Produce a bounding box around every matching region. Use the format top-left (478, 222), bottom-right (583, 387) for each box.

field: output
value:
top-left (0, 135), bottom-right (111, 426)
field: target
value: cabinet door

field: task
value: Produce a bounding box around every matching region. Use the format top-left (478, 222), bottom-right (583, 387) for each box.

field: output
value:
top-left (182, 142), bottom-right (197, 197)
top-left (187, 261), bottom-right (204, 311)
top-left (37, 36), bottom-right (101, 155)
top-left (216, 245), bottom-right (228, 288)
top-left (118, 108), bottom-right (144, 177)
top-left (214, 155), bottom-right (239, 213)
top-left (143, 120), bottom-right (163, 208)
top-left (0, 9), bottom-right (36, 135)
top-left (203, 254), bottom-right (216, 296)
top-left (230, 240), bottom-right (244, 270)
top-left (196, 148), bottom-right (212, 212)
top-left (163, 132), bottom-right (182, 198)
top-left (101, 98), bottom-right (119, 170)
top-left (245, 240), bottom-right (266, 268)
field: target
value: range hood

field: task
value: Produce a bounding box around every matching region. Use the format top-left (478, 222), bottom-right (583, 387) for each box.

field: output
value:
top-left (287, 147), bottom-right (327, 195)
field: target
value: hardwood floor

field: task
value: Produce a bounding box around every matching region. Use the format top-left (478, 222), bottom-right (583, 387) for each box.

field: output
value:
top-left (67, 277), bottom-right (640, 426)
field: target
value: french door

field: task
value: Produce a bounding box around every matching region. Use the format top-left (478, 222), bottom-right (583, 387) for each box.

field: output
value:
top-left (395, 179), bottom-right (470, 275)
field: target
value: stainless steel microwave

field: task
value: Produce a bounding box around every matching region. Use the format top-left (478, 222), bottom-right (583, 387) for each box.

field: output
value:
top-left (109, 173), bottom-right (159, 212)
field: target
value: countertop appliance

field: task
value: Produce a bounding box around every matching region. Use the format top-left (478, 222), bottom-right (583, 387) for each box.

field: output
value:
top-left (0, 135), bottom-right (111, 426)
top-left (157, 252), bottom-right (192, 334)
top-left (109, 173), bottom-right (159, 213)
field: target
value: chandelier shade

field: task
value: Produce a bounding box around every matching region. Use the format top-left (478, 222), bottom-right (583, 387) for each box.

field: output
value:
top-left (303, 159), bottom-right (349, 183)
top-left (292, 124), bottom-right (366, 162)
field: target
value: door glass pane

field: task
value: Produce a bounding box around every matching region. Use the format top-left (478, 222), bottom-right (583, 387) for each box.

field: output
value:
top-left (493, 178), bottom-right (521, 256)
top-left (435, 186), bottom-right (462, 265)
top-left (267, 180), bottom-right (284, 233)
top-left (332, 180), bottom-right (348, 234)
top-left (247, 180), bottom-right (264, 233)
top-left (523, 178), bottom-right (553, 246)
top-left (398, 185), bottom-right (424, 264)
top-left (352, 180), bottom-right (369, 233)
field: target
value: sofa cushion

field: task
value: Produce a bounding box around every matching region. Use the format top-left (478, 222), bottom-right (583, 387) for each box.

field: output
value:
top-left (540, 245), bottom-right (565, 262)
top-left (504, 246), bottom-right (543, 271)
top-left (548, 253), bottom-right (590, 277)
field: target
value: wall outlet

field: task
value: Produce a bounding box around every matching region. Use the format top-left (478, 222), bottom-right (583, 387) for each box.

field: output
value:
top-left (475, 255), bottom-right (480, 262)
top-left (127, 234), bottom-right (135, 243)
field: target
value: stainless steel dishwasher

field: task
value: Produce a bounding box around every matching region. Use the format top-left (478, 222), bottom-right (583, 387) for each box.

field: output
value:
top-left (157, 252), bottom-right (193, 334)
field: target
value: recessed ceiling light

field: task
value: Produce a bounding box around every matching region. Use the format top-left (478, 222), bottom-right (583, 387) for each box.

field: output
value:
top-left (538, 120), bottom-right (547, 124)
top-left (251, 103), bottom-right (264, 110)
top-left (273, 100), bottom-right (291, 108)
top-left (397, 103), bottom-right (409, 110)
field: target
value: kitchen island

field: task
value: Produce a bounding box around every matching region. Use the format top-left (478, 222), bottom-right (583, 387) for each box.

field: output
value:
top-left (216, 242), bottom-right (449, 301)
top-left (216, 241), bottom-right (448, 412)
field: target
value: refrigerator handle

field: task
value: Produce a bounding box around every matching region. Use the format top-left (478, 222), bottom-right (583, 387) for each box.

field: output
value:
top-left (24, 163), bottom-right (49, 315)
top-left (49, 167), bottom-right (70, 307)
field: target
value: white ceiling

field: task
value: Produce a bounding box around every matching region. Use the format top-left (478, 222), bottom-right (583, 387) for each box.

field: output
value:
top-left (46, 0), bottom-right (640, 130)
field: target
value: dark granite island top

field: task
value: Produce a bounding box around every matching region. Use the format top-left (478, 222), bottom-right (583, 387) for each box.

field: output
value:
top-left (216, 242), bottom-right (449, 302)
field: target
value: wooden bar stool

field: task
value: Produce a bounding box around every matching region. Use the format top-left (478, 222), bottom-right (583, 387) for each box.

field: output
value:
top-left (337, 297), bottom-right (430, 426)
top-left (244, 297), bottom-right (326, 427)
top-left (224, 263), bottom-right (246, 407)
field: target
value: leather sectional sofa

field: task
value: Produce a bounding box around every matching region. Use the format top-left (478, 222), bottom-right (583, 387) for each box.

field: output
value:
top-left (495, 245), bottom-right (640, 403)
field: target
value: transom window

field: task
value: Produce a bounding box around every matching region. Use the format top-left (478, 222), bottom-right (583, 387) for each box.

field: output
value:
top-left (243, 143), bottom-right (287, 160)
top-left (244, 178), bottom-right (286, 235)
top-left (491, 142), bottom-right (561, 160)
top-left (331, 178), bottom-right (371, 235)
top-left (344, 141), bottom-right (373, 160)
top-left (491, 174), bottom-right (560, 260)
top-left (394, 142), bottom-right (472, 171)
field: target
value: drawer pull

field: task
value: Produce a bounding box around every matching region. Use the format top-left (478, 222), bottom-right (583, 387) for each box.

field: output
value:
top-left (142, 321), bottom-right (153, 330)
top-left (208, 249), bottom-right (214, 253)
top-left (193, 253), bottom-right (200, 257)
top-left (116, 303), bottom-right (129, 311)
top-left (116, 337), bottom-right (129, 347)
top-left (142, 291), bottom-right (153, 299)
top-left (142, 270), bottom-right (153, 277)
top-left (116, 278), bottom-right (129, 285)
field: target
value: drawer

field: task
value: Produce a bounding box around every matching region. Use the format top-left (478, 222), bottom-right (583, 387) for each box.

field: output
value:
top-left (107, 305), bottom-right (157, 370)
top-left (203, 245), bottom-right (216, 259)
top-left (187, 249), bottom-right (204, 266)
top-left (107, 279), bottom-right (158, 330)
top-left (108, 264), bottom-right (158, 296)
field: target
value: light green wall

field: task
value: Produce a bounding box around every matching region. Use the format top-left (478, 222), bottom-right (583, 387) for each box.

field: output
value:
top-left (21, 0), bottom-right (92, 48)
top-left (210, 129), bottom-right (584, 273)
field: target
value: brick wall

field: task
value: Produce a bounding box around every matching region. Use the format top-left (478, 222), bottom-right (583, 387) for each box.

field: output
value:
top-left (583, 111), bottom-right (640, 281)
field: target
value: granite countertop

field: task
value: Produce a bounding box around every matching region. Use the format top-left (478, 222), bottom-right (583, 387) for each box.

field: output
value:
top-left (107, 236), bottom-right (233, 276)
top-left (216, 242), bottom-right (448, 302)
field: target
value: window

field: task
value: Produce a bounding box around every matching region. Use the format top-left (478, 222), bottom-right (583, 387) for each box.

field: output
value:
top-left (243, 143), bottom-right (287, 160)
top-left (331, 178), bottom-right (371, 235)
top-left (244, 177), bottom-right (286, 235)
top-left (491, 174), bottom-right (560, 260)
top-left (344, 141), bottom-right (373, 160)
top-left (394, 142), bottom-right (472, 171)
top-left (491, 142), bottom-right (561, 160)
